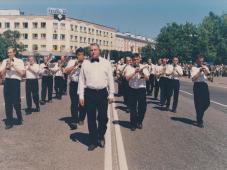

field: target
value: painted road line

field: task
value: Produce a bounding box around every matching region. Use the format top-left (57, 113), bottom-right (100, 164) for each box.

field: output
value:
top-left (180, 90), bottom-right (227, 108)
top-left (112, 102), bottom-right (128, 170)
top-left (104, 106), bottom-right (112, 170)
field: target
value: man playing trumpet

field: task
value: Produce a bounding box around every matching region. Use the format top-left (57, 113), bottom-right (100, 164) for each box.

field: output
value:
top-left (125, 53), bottom-right (149, 131)
top-left (64, 47), bottom-right (86, 130)
top-left (0, 47), bottom-right (25, 129)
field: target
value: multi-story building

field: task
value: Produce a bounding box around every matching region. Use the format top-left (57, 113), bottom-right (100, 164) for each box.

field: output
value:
top-left (0, 9), bottom-right (152, 56)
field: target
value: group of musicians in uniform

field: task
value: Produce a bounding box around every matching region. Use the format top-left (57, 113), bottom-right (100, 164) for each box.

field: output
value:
top-left (0, 44), bottom-right (211, 151)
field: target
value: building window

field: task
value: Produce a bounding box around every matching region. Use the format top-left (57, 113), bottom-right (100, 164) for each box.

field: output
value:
top-left (92, 29), bottom-right (94, 34)
top-left (111, 33), bottom-right (113, 38)
top-left (99, 40), bottom-right (102, 45)
top-left (96, 30), bottom-right (99, 35)
top-left (92, 38), bottom-right (94, 43)
top-left (41, 22), bottom-right (46, 28)
top-left (60, 34), bottom-right (65, 40)
top-left (103, 40), bottom-right (105, 46)
top-left (53, 23), bottom-right (58, 29)
top-left (75, 25), bottom-right (77, 32)
top-left (88, 28), bottom-right (91, 34)
top-left (41, 45), bottom-right (46, 49)
top-left (32, 44), bottom-right (38, 51)
top-left (80, 37), bottom-right (83, 43)
top-left (88, 38), bottom-right (91, 44)
top-left (70, 46), bottom-right (73, 50)
top-left (32, 34), bottom-right (38, 39)
top-left (70, 35), bottom-right (73, 40)
top-left (99, 30), bottom-right (102, 36)
top-left (96, 39), bottom-right (98, 44)
top-left (84, 37), bottom-right (86, 43)
top-left (75, 36), bottom-right (78, 42)
top-left (84, 27), bottom-right (87, 33)
top-left (33, 22), bottom-right (38, 28)
top-left (5, 22), bottom-right (10, 29)
top-left (24, 45), bottom-right (28, 49)
top-left (0, 23), bottom-right (2, 28)
top-left (53, 45), bottom-right (58, 51)
top-left (106, 41), bottom-right (109, 46)
top-left (60, 23), bottom-right (66, 29)
top-left (70, 24), bottom-right (74, 31)
top-left (41, 33), bottom-right (46, 39)
top-left (60, 45), bottom-right (66, 51)
top-left (22, 33), bottom-right (28, 39)
top-left (80, 26), bottom-right (83, 32)
top-left (53, 34), bottom-right (58, 40)
top-left (23, 22), bottom-right (28, 28)
top-left (14, 22), bottom-right (20, 29)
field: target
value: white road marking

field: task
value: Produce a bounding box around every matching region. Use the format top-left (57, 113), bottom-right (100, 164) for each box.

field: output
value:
top-left (112, 102), bottom-right (128, 170)
top-left (180, 90), bottom-right (227, 108)
top-left (104, 106), bottom-right (112, 170)
top-left (181, 79), bottom-right (227, 89)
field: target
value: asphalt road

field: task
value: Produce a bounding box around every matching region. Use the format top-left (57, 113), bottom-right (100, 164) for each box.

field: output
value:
top-left (0, 80), bottom-right (226, 170)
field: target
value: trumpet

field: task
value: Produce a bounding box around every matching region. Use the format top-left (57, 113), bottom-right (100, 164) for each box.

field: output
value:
top-left (69, 60), bottom-right (82, 78)
top-left (134, 65), bottom-right (148, 79)
top-left (199, 65), bottom-right (213, 82)
top-left (6, 57), bottom-right (14, 70)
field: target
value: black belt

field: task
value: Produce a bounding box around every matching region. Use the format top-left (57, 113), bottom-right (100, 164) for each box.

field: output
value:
top-left (85, 87), bottom-right (107, 93)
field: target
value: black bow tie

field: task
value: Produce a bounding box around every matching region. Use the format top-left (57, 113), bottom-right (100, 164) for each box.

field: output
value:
top-left (91, 58), bottom-right (100, 63)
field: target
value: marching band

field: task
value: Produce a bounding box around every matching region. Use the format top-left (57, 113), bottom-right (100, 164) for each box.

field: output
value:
top-left (0, 45), bottom-right (211, 151)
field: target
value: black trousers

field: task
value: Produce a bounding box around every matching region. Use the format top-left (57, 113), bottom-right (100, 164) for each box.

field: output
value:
top-left (25, 79), bottom-right (39, 109)
top-left (154, 77), bottom-right (160, 99)
top-left (63, 73), bottom-right (68, 93)
top-left (3, 78), bottom-right (22, 125)
top-left (166, 79), bottom-right (180, 110)
top-left (193, 82), bottom-right (210, 124)
top-left (54, 76), bottom-right (64, 99)
top-left (160, 77), bottom-right (171, 106)
top-left (122, 78), bottom-right (130, 106)
top-left (146, 74), bottom-right (155, 95)
top-left (41, 76), bottom-right (53, 101)
top-left (69, 81), bottom-right (86, 123)
top-left (118, 78), bottom-right (124, 96)
top-left (85, 88), bottom-right (108, 144)
top-left (128, 87), bottom-right (147, 126)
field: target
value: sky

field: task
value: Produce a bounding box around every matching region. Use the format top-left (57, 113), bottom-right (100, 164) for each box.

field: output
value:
top-left (0, 0), bottom-right (227, 39)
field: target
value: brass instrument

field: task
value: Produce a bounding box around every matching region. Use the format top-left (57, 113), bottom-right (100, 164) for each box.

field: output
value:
top-left (69, 60), bottom-right (82, 79)
top-left (134, 65), bottom-right (149, 79)
top-left (200, 64), bottom-right (213, 82)
top-left (6, 57), bottom-right (14, 70)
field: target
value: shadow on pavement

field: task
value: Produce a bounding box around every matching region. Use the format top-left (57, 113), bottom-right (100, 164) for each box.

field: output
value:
top-left (171, 117), bottom-right (197, 127)
top-left (70, 132), bottom-right (90, 147)
top-left (115, 106), bottom-right (129, 113)
top-left (114, 100), bottom-right (125, 104)
top-left (112, 120), bottom-right (131, 129)
top-left (153, 106), bottom-right (168, 111)
top-left (59, 116), bottom-right (76, 129)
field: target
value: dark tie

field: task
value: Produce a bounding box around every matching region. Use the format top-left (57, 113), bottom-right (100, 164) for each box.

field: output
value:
top-left (91, 58), bottom-right (100, 63)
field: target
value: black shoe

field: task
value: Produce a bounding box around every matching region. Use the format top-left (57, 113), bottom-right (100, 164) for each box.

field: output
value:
top-left (16, 119), bottom-right (23, 125)
top-left (70, 123), bottom-right (77, 130)
top-left (197, 123), bottom-right (204, 128)
top-left (137, 123), bottom-right (143, 129)
top-left (35, 107), bottom-right (40, 112)
top-left (165, 106), bottom-right (170, 111)
top-left (5, 124), bottom-right (13, 129)
top-left (88, 144), bottom-right (97, 151)
top-left (171, 109), bottom-right (177, 113)
top-left (25, 108), bottom-right (32, 115)
top-left (40, 100), bottom-right (45, 105)
top-left (98, 138), bottom-right (105, 148)
top-left (131, 125), bottom-right (136, 131)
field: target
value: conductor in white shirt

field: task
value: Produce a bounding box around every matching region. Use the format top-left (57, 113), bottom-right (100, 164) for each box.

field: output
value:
top-left (78, 43), bottom-right (115, 151)
top-left (0, 47), bottom-right (25, 129)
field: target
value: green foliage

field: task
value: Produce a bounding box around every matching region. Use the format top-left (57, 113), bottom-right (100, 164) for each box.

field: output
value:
top-left (155, 12), bottom-right (227, 64)
top-left (0, 30), bottom-right (23, 61)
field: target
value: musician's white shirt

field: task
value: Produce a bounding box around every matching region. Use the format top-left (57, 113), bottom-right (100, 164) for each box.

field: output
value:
top-left (26, 63), bottom-right (40, 79)
top-left (125, 64), bottom-right (149, 89)
top-left (66, 59), bottom-right (80, 82)
top-left (52, 63), bottom-right (64, 77)
top-left (191, 65), bottom-right (209, 82)
top-left (78, 57), bottom-right (115, 100)
top-left (39, 63), bottom-right (54, 76)
top-left (145, 63), bottom-right (155, 75)
top-left (170, 65), bottom-right (183, 80)
top-left (160, 64), bottom-right (173, 78)
top-left (0, 57), bottom-right (25, 80)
